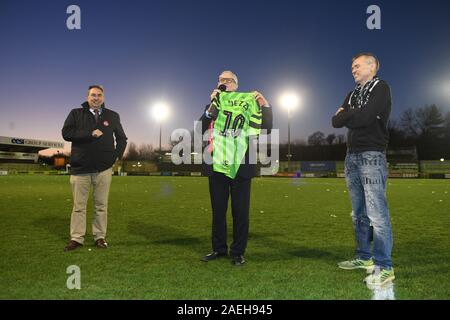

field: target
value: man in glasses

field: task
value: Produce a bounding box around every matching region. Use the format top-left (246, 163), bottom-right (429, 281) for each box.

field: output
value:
top-left (200, 71), bottom-right (273, 266)
top-left (62, 85), bottom-right (127, 251)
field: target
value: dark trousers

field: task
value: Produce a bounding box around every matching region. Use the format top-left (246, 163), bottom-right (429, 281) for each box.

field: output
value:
top-left (208, 172), bottom-right (252, 256)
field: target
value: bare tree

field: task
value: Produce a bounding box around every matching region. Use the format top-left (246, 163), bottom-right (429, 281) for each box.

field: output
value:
top-left (335, 134), bottom-right (346, 144)
top-left (400, 108), bottom-right (419, 137)
top-left (308, 131), bottom-right (326, 146)
top-left (326, 133), bottom-right (336, 145)
top-left (124, 142), bottom-right (139, 160)
top-left (400, 105), bottom-right (445, 138)
top-left (444, 111), bottom-right (450, 140)
top-left (138, 144), bottom-right (156, 160)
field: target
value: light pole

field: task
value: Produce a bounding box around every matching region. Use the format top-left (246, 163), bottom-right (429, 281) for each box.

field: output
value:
top-left (280, 93), bottom-right (300, 172)
top-left (288, 106), bottom-right (291, 167)
top-left (151, 102), bottom-right (170, 157)
top-left (159, 123), bottom-right (162, 153)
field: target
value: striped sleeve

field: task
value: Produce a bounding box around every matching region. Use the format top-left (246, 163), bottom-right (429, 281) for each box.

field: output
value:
top-left (248, 101), bottom-right (262, 135)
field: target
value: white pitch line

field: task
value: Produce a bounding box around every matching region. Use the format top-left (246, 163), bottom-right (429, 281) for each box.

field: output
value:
top-left (369, 282), bottom-right (396, 300)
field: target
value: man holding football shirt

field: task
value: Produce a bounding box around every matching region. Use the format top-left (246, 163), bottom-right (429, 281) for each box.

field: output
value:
top-left (199, 71), bottom-right (273, 266)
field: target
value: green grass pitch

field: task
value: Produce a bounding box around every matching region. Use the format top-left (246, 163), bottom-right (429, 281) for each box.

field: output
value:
top-left (0, 176), bottom-right (449, 299)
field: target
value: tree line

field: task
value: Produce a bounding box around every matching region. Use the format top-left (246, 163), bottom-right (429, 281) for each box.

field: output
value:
top-left (121, 104), bottom-right (450, 161)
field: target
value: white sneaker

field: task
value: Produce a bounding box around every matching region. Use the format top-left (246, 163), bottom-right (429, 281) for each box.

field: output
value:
top-left (364, 266), bottom-right (395, 288)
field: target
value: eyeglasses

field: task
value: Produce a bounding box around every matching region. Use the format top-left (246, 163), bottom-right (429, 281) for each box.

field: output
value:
top-left (218, 78), bottom-right (236, 84)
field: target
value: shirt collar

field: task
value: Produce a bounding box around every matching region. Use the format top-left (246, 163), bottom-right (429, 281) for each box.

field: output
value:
top-left (89, 107), bottom-right (102, 114)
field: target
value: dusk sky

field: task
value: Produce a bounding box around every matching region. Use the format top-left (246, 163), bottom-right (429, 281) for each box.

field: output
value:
top-left (1, 0), bottom-right (450, 153)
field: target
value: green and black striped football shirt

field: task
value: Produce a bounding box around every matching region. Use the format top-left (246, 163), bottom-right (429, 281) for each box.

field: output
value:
top-left (210, 91), bottom-right (262, 179)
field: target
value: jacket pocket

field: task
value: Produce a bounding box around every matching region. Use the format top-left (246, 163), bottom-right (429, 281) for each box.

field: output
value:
top-left (100, 150), bottom-right (117, 168)
top-left (70, 149), bottom-right (86, 167)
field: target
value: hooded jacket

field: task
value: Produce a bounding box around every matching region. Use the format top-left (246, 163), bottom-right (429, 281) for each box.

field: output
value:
top-left (332, 80), bottom-right (391, 152)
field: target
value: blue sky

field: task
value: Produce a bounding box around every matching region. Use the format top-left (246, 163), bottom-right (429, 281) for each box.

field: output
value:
top-left (1, 0), bottom-right (449, 150)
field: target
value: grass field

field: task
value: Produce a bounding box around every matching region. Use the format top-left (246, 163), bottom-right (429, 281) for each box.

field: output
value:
top-left (0, 175), bottom-right (449, 300)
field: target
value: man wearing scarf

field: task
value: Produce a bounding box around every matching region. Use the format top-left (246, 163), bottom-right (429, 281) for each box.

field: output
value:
top-left (332, 53), bottom-right (394, 287)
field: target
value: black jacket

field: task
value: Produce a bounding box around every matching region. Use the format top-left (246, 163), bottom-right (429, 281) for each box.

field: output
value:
top-left (62, 102), bottom-right (127, 174)
top-left (200, 103), bottom-right (273, 179)
top-left (332, 80), bottom-right (391, 152)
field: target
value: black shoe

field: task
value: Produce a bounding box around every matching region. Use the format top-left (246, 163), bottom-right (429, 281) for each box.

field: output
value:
top-left (231, 255), bottom-right (246, 266)
top-left (64, 240), bottom-right (83, 252)
top-left (95, 238), bottom-right (108, 249)
top-left (201, 251), bottom-right (227, 262)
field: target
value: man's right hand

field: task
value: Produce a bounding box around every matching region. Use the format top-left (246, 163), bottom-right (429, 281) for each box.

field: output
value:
top-left (92, 129), bottom-right (103, 138)
top-left (335, 107), bottom-right (345, 116)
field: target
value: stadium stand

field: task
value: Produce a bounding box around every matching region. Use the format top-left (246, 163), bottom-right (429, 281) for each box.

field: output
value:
top-left (0, 136), bottom-right (64, 175)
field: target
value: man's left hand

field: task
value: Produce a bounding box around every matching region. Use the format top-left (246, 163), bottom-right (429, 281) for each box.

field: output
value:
top-left (253, 91), bottom-right (269, 108)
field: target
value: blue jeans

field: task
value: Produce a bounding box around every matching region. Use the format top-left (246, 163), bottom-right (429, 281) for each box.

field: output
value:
top-left (344, 151), bottom-right (393, 269)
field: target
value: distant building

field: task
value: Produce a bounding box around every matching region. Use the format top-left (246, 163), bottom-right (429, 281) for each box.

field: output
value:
top-left (0, 136), bottom-right (64, 164)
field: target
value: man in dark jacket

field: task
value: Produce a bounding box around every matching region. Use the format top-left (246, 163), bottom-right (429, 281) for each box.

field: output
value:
top-left (62, 85), bottom-right (127, 251)
top-left (200, 71), bottom-right (273, 266)
top-left (332, 53), bottom-right (394, 287)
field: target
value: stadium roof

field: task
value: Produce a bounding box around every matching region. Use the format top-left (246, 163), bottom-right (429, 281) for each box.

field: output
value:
top-left (0, 136), bottom-right (64, 153)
